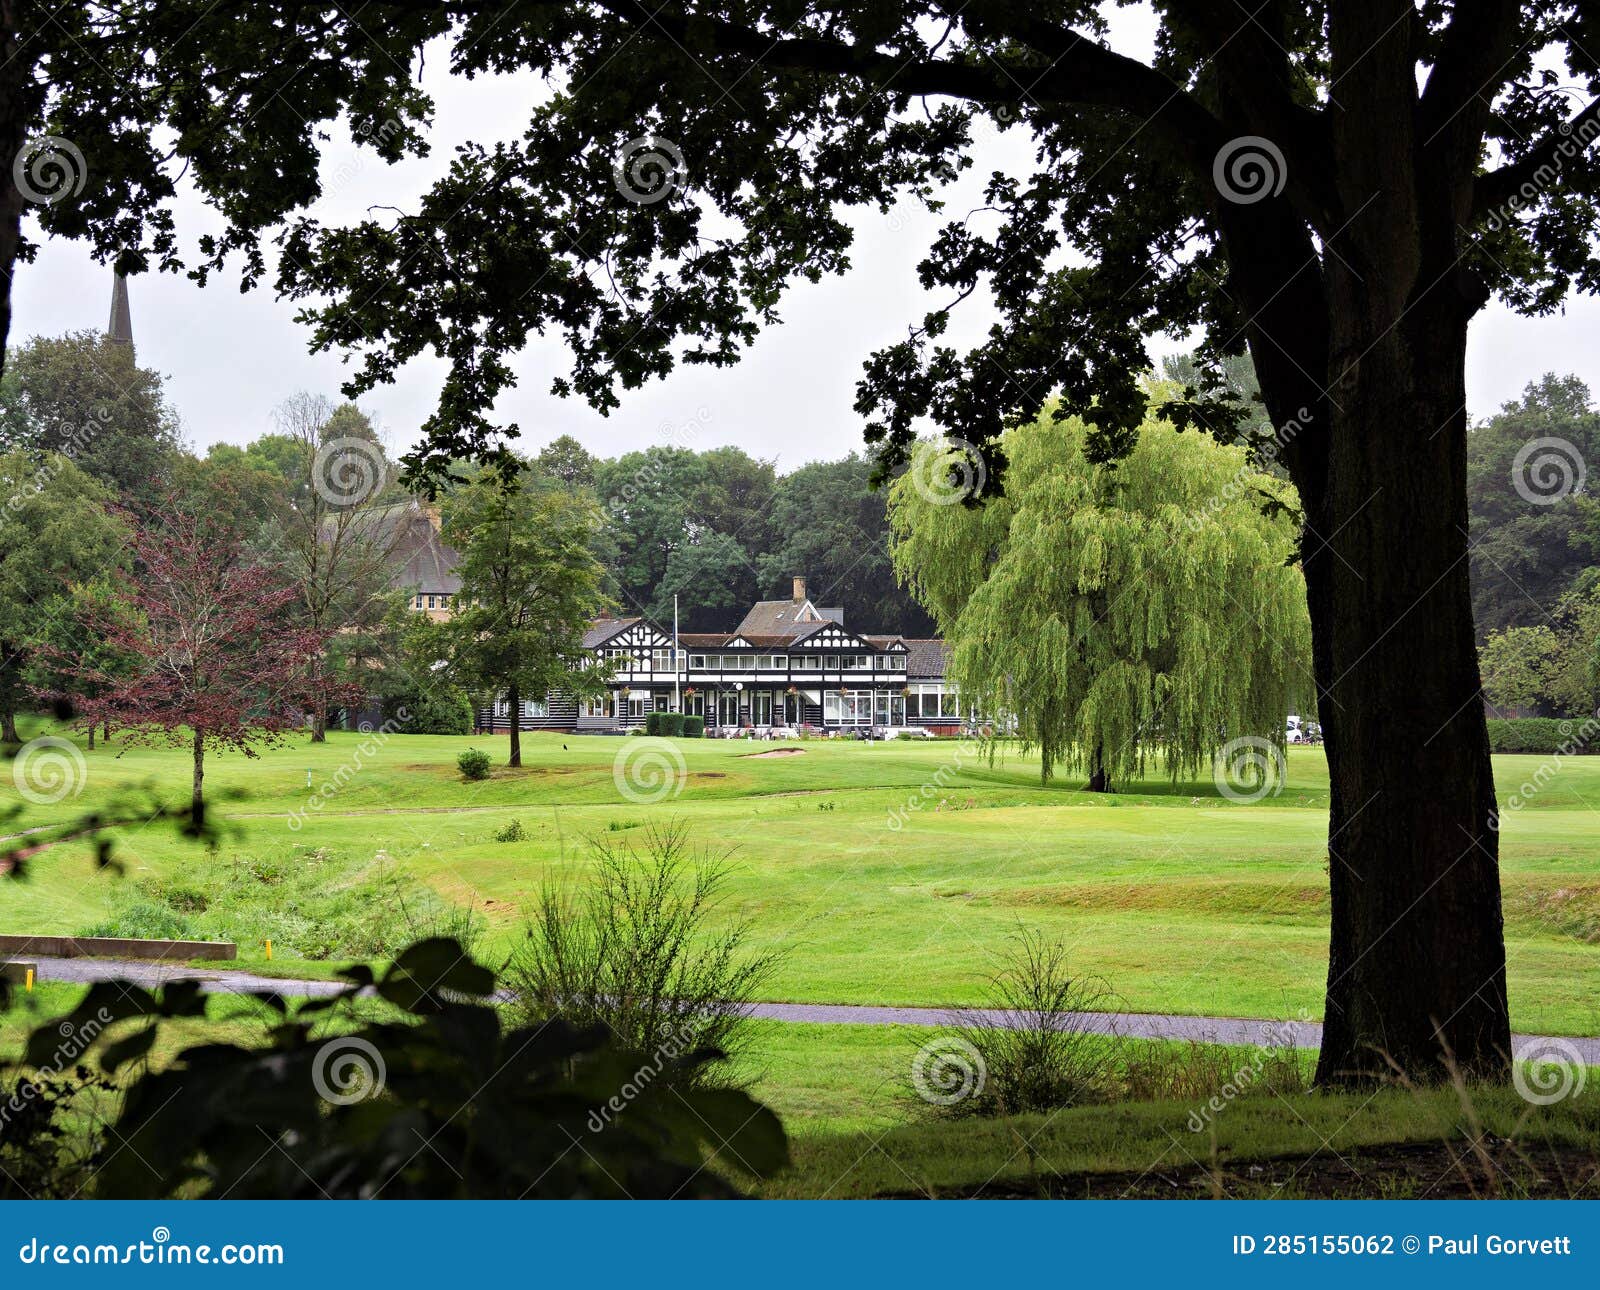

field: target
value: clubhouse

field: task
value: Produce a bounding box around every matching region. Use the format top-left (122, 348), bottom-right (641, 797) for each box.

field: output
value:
top-left (476, 578), bottom-right (958, 736)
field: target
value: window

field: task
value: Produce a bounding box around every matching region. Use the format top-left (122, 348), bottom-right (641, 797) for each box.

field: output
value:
top-left (911, 684), bottom-right (960, 719)
top-left (688, 653), bottom-right (707, 669)
top-left (414, 594), bottom-right (425, 610)
top-left (522, 699), bottom-right (547, 718)
top-left (823, 690), bottom-right (872, 725)
top-left (843, 654), bottom-right (872, 670)
top-left (793, 655), bottom-right (822, 671)
top-left (581, 696), bottom-right (610, 718)
top-left (883, 655), bottom-right (906, 671)
top-left (651, 648), bottom-right (675, 671)
top-left (627, 696), bottom-right (646, 718)
top-left (750, 691), bottom-right (773, 725)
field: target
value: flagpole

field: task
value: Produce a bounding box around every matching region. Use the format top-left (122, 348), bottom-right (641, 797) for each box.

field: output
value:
top-left (673, 593), bottom-right (681, 713)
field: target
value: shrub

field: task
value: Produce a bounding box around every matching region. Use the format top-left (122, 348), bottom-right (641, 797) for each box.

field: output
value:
top-left (494, 818), bottom-right (528, 843)
top-left (78, 900), bottom-right (195, 942)
top-left (1486, 717), bottom-right (1598, 755)
top-left (660, 712), bottom-right (685, 737)
top-left (0, 1067), bottom-right (113, 1199)
top-left (681, 714), bottom-right (704, 738)
top-left (921, 930), bottom-right (1119, 1118)
top-left (385, 687), bottom-right (475, 735)
top-left (644, 710), bottom-right (665, 736)
top-left (503, 822), bottom-right (782, 1090)
top-left (457, 747), bottom-right (492, 780)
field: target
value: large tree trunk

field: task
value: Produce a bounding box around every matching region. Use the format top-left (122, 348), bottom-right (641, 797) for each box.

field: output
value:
top-left (0, 706), bottom-right (17, 744)
top-left (311, 706), bottom-right (327, 743)
top-left (0, 1), bottom-right (36, 378)
top-left (1306, 295), bottom-right (1509, 1085)
top-left (507, 683), bottom-right (522, 768)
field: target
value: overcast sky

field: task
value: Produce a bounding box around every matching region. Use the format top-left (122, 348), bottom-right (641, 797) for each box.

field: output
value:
top-left (13, 11), bottom-right (1599, 472)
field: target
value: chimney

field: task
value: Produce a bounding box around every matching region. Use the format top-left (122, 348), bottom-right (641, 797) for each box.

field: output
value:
top-left (792, 576), bottom-right (806, 603)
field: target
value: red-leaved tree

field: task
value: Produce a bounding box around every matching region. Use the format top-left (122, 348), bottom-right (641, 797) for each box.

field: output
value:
top-left (76, 503), bottom-right (338, 827)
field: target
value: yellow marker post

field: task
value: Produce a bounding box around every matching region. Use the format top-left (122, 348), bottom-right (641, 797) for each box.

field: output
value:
top-left (265, 939), bottom-right (273, 961)
top-left (24, 968), bottom-right (34, 992)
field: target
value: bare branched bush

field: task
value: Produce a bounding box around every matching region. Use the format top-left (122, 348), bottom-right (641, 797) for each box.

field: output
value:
top-left (933, 930), bottom-right (1120, 1117)
top-left (503, 822), bottom-right (781, 1089)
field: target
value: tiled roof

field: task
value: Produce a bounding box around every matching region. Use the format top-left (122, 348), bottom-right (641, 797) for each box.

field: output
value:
top-left (903, 638), bottom-right (949, 678)
top-left (734, 598), bottom-right (831, 636)
top-left (583, 617), bottom-right (640, 648)
top-left (374, 502), bottom-right (462, 596)
top-left (677, 632), bottom-right (733, 647)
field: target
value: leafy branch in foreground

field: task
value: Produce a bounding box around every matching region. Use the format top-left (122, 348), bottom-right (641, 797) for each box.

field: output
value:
top-left (4, 937), bottom-right (788, 1199)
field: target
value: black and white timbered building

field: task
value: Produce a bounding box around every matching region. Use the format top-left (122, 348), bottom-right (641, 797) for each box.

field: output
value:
top-left (478, 578), bottom-right (959, 735)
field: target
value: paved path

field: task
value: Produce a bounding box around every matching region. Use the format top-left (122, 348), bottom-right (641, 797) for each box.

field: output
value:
top-left (22, 956), bottom-right (1600, 1064)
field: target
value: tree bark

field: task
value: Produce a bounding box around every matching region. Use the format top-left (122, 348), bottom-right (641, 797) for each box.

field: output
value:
top-left (507, 683), bottom-right (522, 768)
top-left (1085, 742), bottom-right (1110, 793)
top-left (191, 728), bottom-right (206, 828)
top-left (0, 706), bottom-right (17, 744)
top-left (311, 706), bottom-right (327, 743)
top-left (86, 724), bottom-right (94, 750)
top-left (1303, 291), bottom-right (1509, 1084)
top-left (0, 1), bottom-right (36, 380)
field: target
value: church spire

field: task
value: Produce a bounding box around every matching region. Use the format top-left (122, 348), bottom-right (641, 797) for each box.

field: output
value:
top-left (107, 272), bottom-right (132, 350)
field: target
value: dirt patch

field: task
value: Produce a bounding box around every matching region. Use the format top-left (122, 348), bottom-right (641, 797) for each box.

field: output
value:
top-left (741, 748), bottom-right (808, 759)
top-left (993, 880), bottom-right (1327, 920)
top-left (904, 1140), bottom-right (1600, 1200)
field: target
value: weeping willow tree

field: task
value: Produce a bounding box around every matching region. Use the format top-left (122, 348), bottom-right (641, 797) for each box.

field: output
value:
top-left (889, 408), bottom-right (1311, 790)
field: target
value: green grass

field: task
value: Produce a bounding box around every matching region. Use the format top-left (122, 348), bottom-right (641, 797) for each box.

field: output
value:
top-left (5, 718), bottom-right (1599, 1036)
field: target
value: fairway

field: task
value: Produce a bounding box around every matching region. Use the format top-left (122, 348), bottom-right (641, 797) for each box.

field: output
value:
top-left (5, 721), bottom-right (1599, 1035)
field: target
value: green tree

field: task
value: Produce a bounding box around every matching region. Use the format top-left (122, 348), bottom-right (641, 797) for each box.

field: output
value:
top-left (535, 435), bottom-right (598, 491)
top-left (0, 450), bottom-right (125, 742)
top-left (1467, 375), bottom-right (1600, 637)
top-left (439, 475), bottom-right (610, 767)
top-left (592, 447), bottom-right (705, 615)
top-left (0, 330), bottom-right (178, 502)
top-left (1478, 625), bottom-right (1562, 712)
top-left (761, 453), bottom-right (936, 636)
top-left (890, 408), bottom-right (1310, 790)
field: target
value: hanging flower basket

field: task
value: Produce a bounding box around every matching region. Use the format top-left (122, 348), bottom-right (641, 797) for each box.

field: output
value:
top-left (683, 686), bottom-right (697, 697)
top-left (786, 685), bottom-right (798, 695)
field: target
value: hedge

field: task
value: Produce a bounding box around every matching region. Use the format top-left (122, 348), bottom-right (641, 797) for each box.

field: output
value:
top-left (644, 710), bottom-right (665, 736)
top-left (681, 715), bottom-right (705, 738)
top-left (1486, 717), bottom-right (1598, 755)
top-left (644, 711), bottom-right (687, 737)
